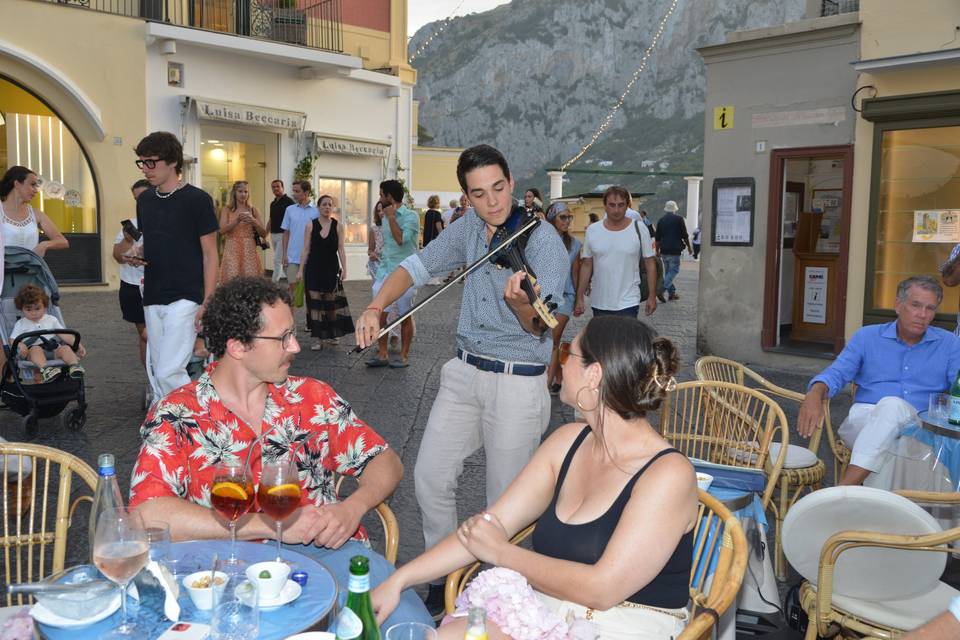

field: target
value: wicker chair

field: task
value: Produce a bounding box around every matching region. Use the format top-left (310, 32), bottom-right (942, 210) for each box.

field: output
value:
top-left (443, 491), bottom-right (748, 640)
top-left (335, 475), bottom-right (399, 564)
top-left (695, 356), bottom-right (836, 579)
top-left (799, 525), bottom-right (960, 639)
top-left (658, 379), bottom-right (790, 578)
top-left (1, 442), bottom-right (97, 606)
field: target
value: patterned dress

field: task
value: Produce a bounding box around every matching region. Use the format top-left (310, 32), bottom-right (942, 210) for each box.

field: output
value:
top-left (128, 364), bottom-right (388, 542)
top-left (219, 208), bottom-right (263, 282)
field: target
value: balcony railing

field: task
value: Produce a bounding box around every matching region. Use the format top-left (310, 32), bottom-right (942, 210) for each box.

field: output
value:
top-left (821, 0), bottom-right (859, 17)
top-left (40, 0), bottom-right (343, 53)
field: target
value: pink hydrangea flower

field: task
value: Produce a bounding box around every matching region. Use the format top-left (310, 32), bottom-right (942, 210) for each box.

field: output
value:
top-left (453, 568), bottom-right (597, 640)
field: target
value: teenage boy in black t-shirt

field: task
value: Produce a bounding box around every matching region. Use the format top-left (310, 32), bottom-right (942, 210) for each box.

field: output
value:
top-left (133, 131), bottom-right (219, 398)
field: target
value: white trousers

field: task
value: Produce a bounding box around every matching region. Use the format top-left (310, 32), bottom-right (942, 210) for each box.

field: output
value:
top-left (144, 299), bottom-right (200, 398)
top-left (271, 232), bottom-right (285, 282)
top-left (414, 358), bottom-right (551, 551)
top-left (838, 397), bottom-right (920, 473)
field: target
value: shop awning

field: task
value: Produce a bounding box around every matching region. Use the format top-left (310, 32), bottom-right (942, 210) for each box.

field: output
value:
top-left (193, 98), bottom-right (306, 130)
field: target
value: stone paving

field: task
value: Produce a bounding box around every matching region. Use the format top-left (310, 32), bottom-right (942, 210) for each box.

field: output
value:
top-left (1, 257), bottom-right (850, 586)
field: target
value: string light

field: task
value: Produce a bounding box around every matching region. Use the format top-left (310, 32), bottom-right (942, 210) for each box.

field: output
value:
top-left (561, 0), bottom-right (680, 170)
top-left (409, 0), bottom-right (469, 63)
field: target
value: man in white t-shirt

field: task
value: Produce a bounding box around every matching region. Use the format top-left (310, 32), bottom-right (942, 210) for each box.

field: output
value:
top-left (575, 185), bottom-right (658, 318)
top-left (112, 179), bottom-right (150, 368)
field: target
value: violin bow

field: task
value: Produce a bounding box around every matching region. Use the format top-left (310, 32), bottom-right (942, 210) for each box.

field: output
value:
top-left (351, 216), bottom-right (541, 353)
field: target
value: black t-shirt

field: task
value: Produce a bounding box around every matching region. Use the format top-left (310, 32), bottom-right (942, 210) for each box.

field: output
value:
top-left (269, 194), bottom-right (295, 234)
top-left (654, 212), bottom-right (689, 255)
top-left (423, 208), bottom-right (443, 246)
top-left (137, 184), bottom-right (219, 306)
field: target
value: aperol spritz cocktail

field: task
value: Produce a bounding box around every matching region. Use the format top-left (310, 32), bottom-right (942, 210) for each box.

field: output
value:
top-left (211, 460), bottom-right (255, 569)
top-left (257, 457), bottom-right (301, 563)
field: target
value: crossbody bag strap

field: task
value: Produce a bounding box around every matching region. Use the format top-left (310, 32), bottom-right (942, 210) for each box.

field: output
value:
top-left (633, 220), bottom-right (649, 259)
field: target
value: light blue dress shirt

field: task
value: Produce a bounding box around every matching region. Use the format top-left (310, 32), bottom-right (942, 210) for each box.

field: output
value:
top-left (809, 321), bottom-right (960, 411)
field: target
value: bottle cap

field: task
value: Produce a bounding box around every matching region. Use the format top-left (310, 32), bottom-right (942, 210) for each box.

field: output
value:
top-left (291, 570), bottom-right (308, 586)
top-left (97, 453), bottom-right (115, 475)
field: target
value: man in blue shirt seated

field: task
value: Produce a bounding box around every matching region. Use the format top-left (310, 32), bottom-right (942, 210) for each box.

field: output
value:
top-left (797, 275), bottom-right (960, 486)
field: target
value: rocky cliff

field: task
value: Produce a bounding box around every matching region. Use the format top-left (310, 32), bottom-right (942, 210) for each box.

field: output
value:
top-left (411, 0), bottom-right (806, 210)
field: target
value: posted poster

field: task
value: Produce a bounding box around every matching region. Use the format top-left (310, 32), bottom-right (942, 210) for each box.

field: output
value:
top-left (913, 210), bottom-right (960, 243)
top-left (714, 185), bottom-right (753, 244)
top-left (803, 266), bottom-right (828, 324)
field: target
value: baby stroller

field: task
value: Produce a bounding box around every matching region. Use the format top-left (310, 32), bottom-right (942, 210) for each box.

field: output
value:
top-left (0, 247), bottom-right (87, 438)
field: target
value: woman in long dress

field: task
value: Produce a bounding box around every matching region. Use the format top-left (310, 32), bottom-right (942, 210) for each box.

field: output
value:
top-left (299, 194), bottom-right (354, 350)
top-left (218, 180), bottom-right (267, 282)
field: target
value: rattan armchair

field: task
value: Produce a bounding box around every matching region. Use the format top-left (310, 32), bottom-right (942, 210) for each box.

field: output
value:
top-left (800, 525), bottom-right (960, 639)
top-left (1, 442), bottom-right (97, 606)
top-left (443, 491), bottom-right (748, 640)
top-left (658, 379), bottom-right (790, 578)
top-left (335, 474), bottom-right (399, 564)
top-left (695, 356), bottom-right (834, 579)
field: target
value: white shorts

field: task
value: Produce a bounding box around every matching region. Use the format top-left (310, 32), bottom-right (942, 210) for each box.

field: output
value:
top-left (372, 276), bottom-right (417, 317)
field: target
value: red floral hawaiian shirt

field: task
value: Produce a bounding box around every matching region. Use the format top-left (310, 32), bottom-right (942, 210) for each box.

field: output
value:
top-left (129, 364), bottom-right (388, 542)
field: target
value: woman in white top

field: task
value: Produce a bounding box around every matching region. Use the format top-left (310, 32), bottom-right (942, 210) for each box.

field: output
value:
top-left (0, 166), bottom-right (69, 256)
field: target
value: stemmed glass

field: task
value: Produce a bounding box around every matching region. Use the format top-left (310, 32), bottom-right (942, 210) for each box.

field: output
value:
top-left (93, 508), bottom-right (149, 637)
top-left (211, 460), bottom-right (255, 572)
top-left (256, 457), bottom-right (301, 563)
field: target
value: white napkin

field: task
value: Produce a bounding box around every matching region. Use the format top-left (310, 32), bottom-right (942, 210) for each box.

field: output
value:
top-left (145, 560), bottom-right (181, 622)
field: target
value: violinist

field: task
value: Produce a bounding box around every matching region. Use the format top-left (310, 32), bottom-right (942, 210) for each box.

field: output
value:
top-left (355, 144), bottom-right (568, 618)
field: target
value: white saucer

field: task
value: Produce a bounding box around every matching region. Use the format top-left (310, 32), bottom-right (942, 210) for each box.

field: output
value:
top-left (238, 579), bottom-right (302, 610)
top-left (30, 591), bottom-right (121, 628)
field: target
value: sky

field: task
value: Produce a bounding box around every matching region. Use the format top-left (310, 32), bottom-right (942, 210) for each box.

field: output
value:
top-left (408, 0), bottom-right (512, 37)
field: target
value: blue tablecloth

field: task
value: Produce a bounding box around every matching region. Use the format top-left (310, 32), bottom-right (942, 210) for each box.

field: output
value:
top-left (899, 412), bottom-right (960, 491)
top-left (35, 540), bottom-right (337, 640)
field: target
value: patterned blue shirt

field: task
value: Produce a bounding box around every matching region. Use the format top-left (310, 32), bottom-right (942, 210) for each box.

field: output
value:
top-left (809, 321), bottom-right (960, 411)
top-left (400, 209), bottom-right (569, 365)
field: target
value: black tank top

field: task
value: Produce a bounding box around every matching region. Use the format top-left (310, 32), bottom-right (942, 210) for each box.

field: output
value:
top-left (532, 426), bottom-right (693, 608)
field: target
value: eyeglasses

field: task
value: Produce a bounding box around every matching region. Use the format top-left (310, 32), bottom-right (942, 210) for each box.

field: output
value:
top-left (135, 158), bottom-right (161, 170)
top-left (558, 341), bottom-right (586, 365)
top-left (251, 328), bottom-right (298, 350)
top-left (557, 215), bottom-right (574, 221)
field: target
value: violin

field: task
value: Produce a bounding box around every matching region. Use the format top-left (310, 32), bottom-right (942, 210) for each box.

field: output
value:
top-left (488, 207), bottom-right (559, 330)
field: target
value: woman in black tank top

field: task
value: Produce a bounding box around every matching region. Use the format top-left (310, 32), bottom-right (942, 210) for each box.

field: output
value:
top-left (372, 317), bottom-right (699, 639)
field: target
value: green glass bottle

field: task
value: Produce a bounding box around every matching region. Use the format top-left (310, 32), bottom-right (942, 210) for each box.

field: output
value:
top-left (949, 372), bottom-right (960, 425)
top-left (335, 555), bottom-right (381, 640)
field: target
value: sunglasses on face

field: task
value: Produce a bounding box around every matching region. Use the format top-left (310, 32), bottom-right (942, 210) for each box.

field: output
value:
top-left (558, 341), bottom-right (586, 365)
top-left (135, 158), bottom-right (161, 170)
top-left (557, 215), bottom-right (574, 221)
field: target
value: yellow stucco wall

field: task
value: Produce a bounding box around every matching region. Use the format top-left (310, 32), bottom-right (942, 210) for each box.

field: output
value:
top-left (412, 146), bottom-right (462, 193)
top-left (343, 23), bottom-right (391, 70)
top-left (1, 0), bottom-right (147, 289)
top-left (844, 0), bottom-right (960, 338)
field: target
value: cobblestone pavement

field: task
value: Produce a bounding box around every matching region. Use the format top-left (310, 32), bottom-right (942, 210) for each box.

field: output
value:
top-left (1, 258), bottom-right (849, 583)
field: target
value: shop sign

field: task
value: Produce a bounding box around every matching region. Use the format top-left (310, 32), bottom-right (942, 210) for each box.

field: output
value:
top-left (315, 135), bottom-right (390, 158)
top-left (194, 99), bottom-right (306, 130)
top-left (803, 267), bottom-right (828, 324)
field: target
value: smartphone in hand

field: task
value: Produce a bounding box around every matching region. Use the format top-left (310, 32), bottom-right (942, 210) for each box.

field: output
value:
top-left (120, 219), bottom-right (142, 242)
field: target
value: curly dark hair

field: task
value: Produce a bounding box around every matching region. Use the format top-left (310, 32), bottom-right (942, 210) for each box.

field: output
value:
top-left (201, 278), bottom-right (291, 358)
top-left (14, 284), bottom-right (49, 311)
top-left (134, 131), bottom-right (184, 173)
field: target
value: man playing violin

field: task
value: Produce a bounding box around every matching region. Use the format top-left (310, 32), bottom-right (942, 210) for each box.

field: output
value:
top-left (355, 144), bottom-right (568, 617)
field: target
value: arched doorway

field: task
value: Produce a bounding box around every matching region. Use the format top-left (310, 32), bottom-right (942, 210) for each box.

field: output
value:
top-left (0, 75), bottom-right (101, 283)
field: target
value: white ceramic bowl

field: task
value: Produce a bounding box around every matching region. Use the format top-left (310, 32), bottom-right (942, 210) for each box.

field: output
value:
top-left (696, 472), bottom-right (714, 491)
top-left (246, 561), bottom-right (291, 601)
top-left (182, 570), bottom-right (229, 610)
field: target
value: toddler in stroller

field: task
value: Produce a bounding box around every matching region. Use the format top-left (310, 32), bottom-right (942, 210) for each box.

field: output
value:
top-left (11, 284), bottom-right (85, 382)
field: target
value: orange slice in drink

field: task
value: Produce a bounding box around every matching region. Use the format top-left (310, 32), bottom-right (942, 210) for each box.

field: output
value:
top-left (266, 483), bottom-right (301, 498)
top-left (212, 481), bottom-right (249, 501)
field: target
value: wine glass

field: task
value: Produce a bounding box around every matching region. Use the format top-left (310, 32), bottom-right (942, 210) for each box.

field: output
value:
top-left (211, 574), bottom-right (259, 640)
top-left (211, 460), bottom-right (255, 572)
top-left (385, 622), bottom-right (439, 640)
top-left (257, 457), bottom-right (301, 563)
top-left (93, 508), bottom-right (149, 637)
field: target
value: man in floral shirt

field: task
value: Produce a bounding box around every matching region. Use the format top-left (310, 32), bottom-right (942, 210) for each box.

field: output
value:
top-left (129, 276), bottom-right (432, 628)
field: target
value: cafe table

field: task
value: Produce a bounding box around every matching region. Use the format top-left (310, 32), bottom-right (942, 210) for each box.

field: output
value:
top-left (35, 540), bottom-right (337, 640)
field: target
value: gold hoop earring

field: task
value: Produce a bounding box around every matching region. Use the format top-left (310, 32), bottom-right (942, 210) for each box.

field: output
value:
top-left (576, 386), bottom-right (599, 412)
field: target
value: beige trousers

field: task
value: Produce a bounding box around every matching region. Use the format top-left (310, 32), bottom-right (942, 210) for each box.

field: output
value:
top-left (414, 357), bottom-right (551, 550)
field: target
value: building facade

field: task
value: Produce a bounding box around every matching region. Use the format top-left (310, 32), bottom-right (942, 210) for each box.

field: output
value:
top-left (697, 0), bottom-right (960, 370)
top-left (0, 0), bottom-right (416, 286)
